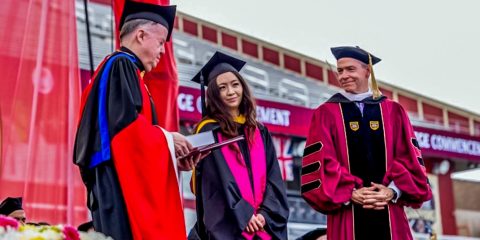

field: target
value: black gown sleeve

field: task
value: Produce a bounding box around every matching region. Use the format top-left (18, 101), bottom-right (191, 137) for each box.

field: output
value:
top-left (106, 56), bottom-right (143, 136)
top-left (74, 54), bottom-right (143, 171)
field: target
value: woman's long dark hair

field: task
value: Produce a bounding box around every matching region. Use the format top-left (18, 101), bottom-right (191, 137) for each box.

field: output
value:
top-left (203, 71), bottom-right (257, 145)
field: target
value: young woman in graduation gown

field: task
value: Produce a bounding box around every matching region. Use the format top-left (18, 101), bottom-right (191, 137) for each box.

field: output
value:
top-left (188, 52), bottom-right (289, 240)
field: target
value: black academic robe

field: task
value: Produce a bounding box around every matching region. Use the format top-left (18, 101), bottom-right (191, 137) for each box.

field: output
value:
top-left (189, 122), bottom-right (289, 240)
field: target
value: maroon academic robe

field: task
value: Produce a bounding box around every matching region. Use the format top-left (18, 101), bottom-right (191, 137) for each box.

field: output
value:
top-left (301, 94), bottom-right (432, 240)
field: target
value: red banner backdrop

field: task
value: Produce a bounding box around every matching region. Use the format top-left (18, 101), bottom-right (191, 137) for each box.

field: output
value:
top-left (113, 0), bottom-right (180, 131)
top-left (0, 0), bottom-right (85, 225)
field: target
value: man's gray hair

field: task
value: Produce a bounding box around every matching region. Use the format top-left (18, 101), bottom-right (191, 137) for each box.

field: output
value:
top-left (359, 61), bottom-right (369, 69)
top-left (119, 19), bottom-right (157, 40)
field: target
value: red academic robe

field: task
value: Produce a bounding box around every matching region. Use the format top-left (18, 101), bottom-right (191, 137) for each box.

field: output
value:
top-left (301, 94), bottom-right (432, 240)
top-left (74, 47), bottom-right (186, 240)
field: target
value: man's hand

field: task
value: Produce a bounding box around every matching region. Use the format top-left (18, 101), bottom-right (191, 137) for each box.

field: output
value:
top-left (172, 132), bottom-right (198, 171)
top-left (171, 132), bottom-right (193, 158)
top-left (351, 186), bottom-right (376, 205)
top-left (362, 182), bottom-right (394, 210)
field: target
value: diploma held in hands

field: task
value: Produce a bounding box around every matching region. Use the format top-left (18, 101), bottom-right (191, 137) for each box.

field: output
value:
top-left (179, 131), bottom-right (244, 159)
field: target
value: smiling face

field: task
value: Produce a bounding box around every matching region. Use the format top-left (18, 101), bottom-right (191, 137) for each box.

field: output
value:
top-left (215, 72), bottom-right (243, 116)
top-left (135, 23), bottom-right (168, 72)
top-left (336, 57), bottom-right (370, 94)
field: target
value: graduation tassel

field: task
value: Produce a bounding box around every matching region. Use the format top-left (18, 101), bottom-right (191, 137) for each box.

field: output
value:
top-left (368, 53), bottom-right (382, 99)
top-left (200, 71), bottom-right (206, 117)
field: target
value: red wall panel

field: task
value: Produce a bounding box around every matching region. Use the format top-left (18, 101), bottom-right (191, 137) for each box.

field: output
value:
top-left (398, 94), bottom-right (418, 116)
top-left (423, 103), bottom-right (444, 124)
top-left (174, 16), bottom-right (179, 29)
top-left (183, 18), bottom-right (198, 36)
top-left (262, 47), bottom-right (280, 66)
top-left (474, 120), bottom-right (480, 136)
top-left (201, 25), bottom-right (217, 43)
top-left (305, 62), bottom-right (323, 81)
top-left (327, 70), bottom-right (340, 87)
top-left (284, 54), bottom-right (301, 73)
top-left (448, 112), bottom-right (470, 134)
top-left (221, 32), bottom-right (238, 50)
top-left (379, 87), bottom-right (393, 100)
top-left (241, 39), bottom-right (258, 58)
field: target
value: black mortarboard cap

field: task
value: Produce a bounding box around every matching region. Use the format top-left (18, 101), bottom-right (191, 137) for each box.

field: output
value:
top-left (77, 221), bottom-right (94, 232)
top-left (331, 46), bottom-right (381, 65)
top-left (0, 197), bottom-right (23, 216)
top-left (119, 1), bottom-right (176, 41)
top-left (191, 51), bottom-right (246, 116)
top-left (331, 46), bottom-right (382, 99)
top-left (191, 51), bottom-right (246, 85)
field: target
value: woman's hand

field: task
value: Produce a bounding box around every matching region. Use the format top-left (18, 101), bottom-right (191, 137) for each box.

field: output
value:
top-left (255, 213), bottom-right (266, 229)
top-left (177, 151), bottom-right (211, 171)
top-left (245, 214), bottom-right (265, 233)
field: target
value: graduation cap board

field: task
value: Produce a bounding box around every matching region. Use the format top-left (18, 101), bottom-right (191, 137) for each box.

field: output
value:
top-left (331, 46), bottom-right (381, 65)
top-left (0, 197), bottom-right (23, 216)
top-left (191, 51), bottom-right (247, 116)
top-left (119, 1), bottom-right (176, 41)
top-left (331, 46), bottom-right (382, 99)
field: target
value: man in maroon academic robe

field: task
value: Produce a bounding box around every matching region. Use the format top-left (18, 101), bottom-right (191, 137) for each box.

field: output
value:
top-left (301, 46), bottom-right (432, 240)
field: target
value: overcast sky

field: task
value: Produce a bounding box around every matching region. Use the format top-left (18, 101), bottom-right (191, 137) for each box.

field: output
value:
top-left (171, 0), bottom-right (480, 115)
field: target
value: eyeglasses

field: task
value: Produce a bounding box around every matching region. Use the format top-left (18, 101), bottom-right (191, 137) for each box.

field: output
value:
top-left (14, 217), bottom-right (26, 223)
